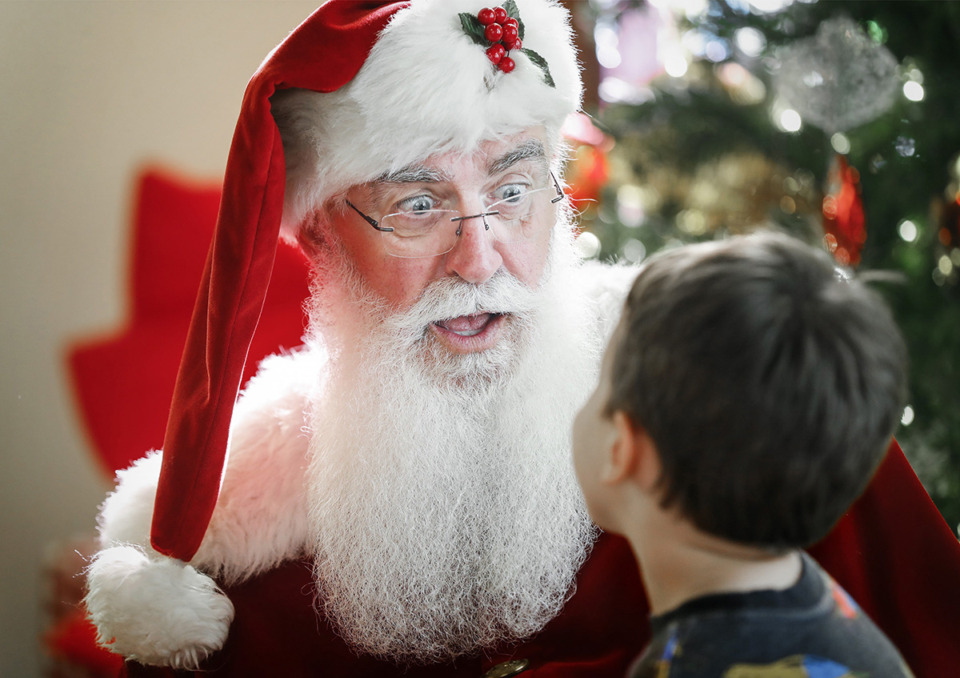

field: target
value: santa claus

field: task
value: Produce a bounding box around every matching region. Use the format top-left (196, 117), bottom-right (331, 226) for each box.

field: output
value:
top-left (84, 1), bottom-right (960, 676)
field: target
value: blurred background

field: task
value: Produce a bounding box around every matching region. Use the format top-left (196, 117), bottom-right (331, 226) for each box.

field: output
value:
top-left (0, 3), bottom-right (317, 675)
top-left (1, 1), bottom-right (957, 676)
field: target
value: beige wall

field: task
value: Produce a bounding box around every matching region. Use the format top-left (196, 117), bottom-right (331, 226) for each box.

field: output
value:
top-left (0, 2), bottom-right (317, 674)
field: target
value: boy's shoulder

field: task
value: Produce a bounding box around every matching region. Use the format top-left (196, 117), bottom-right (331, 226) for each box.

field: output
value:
top-left (628, 554), bottom-right (913, 678)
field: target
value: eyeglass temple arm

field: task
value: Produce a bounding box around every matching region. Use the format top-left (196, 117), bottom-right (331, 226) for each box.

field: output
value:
top-left (550, 171), bottom-right (564, 204)
top-left (345, 199), bottom-right (394, 232)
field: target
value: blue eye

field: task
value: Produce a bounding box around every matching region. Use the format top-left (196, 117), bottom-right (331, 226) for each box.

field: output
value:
top-left (491, 183), bottom-right (528, 204)
top-left (397, 195), bottom-right (437, 214)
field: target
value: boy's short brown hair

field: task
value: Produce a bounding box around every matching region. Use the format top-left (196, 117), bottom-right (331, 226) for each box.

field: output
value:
top-left (607, 231), bottom-right (908, 547)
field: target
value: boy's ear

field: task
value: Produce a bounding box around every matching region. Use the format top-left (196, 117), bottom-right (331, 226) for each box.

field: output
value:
top-left (601, 411), bottom-right (661, 491)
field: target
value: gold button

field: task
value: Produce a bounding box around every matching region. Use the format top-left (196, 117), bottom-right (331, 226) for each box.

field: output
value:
top-left (483, 658), bottom-right (530, 678)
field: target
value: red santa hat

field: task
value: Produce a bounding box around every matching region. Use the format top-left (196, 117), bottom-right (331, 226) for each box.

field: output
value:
top-left (152, 0), bottom-right (582, 562)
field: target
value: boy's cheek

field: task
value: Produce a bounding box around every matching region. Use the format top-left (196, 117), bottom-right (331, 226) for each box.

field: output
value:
top-left (572, 425), bottom-right (608, 527)
top-left (572, 376), bottom-right (620, 528)
top-left (571, 413), bottom-right (596, 503)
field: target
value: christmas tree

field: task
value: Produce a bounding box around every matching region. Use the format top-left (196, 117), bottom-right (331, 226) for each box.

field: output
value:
top-left (574, 0), bottom-right (960, 531)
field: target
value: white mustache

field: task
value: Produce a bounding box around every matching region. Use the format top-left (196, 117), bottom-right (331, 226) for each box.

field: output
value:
top-left (385, 270), bottom-right (539, 340)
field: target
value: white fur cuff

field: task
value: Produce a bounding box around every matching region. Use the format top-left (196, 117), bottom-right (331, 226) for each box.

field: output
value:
top-left (85, 545), bottom-right (235, 669)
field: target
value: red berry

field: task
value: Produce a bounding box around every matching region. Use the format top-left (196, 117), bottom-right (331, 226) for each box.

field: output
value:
top-left (493, 7), bottom-right (508, 23)
top-left (486, 43), bottom-right (506, 64)
top-left (502, 23), bottom-right (518, 43)
top-left (504, 37), bottom-right (521, 51)
top-left (504, 17), bottom-right (519, 29)
top-left (477, 7), bottom-right (495, 25)
top-left (484, 23), bottom-right (503, 42)
top-left (498, 56), bottom-right (515, 73)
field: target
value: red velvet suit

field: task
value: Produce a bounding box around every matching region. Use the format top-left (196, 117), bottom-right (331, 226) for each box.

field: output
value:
top-left (125, 441), bottom-right (960, 678)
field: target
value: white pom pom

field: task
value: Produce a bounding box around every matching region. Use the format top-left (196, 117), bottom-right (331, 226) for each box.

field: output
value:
top-left (85, 545), bottom-right (235, 669)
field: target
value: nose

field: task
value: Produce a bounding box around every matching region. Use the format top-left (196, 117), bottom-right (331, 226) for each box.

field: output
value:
top-left (444, 207), bottom-right (504, 284)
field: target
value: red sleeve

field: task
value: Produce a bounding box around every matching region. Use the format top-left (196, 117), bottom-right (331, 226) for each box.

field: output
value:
top-left (809, 439), bottom-right (960, 676)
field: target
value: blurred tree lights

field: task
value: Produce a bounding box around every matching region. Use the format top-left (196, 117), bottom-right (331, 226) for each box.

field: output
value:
top-left (571, 0), bottom-right (960, 530)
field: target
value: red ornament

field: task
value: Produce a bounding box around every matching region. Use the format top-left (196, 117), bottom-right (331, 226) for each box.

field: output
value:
top-left (486, 43), bottom-right (506, 64)
top-left (477, 7), bottom-right (495, 25)
top-left (822, 154), bottom-right (866, 267)
top-left (484, 23), bottom-right (503, 42)
top-left (502, 23), bottom-right (518, 43)
top-left (499, 56), bottom-right (515, 73)
top-left (562, 113), bottom-right (613, 208)
top-left (493, 7), bottom-right (508, 23)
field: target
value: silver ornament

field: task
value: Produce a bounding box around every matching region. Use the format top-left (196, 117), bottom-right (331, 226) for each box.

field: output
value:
top-left (773, 16), bottom-right (899, 134)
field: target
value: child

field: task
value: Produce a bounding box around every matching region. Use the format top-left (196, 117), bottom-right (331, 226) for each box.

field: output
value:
top-left (573, 231), bottom-right (914, 677)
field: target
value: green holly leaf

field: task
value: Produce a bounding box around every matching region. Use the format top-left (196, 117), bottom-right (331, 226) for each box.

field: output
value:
top-left (522, 48), bottom-right (555, 88)
top-left (503, 0), bottom-right (525, 40)
top-left (458, 12), bottom-right (487, 47)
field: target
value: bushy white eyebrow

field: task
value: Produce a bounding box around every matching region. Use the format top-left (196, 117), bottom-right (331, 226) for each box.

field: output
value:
top-left (375, 166), bottom-right (449, 184)
top-left (367, 166), bottom-right (449, 209)
top-left (487, 139), bottom-right (547, 176)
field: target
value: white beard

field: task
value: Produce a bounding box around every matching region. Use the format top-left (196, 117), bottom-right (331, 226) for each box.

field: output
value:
top-left (302, 229), bottom-right (601, 663)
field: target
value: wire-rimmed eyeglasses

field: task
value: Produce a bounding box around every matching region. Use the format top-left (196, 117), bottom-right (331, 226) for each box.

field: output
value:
top-left (345, 172), bottom-right (564, 259)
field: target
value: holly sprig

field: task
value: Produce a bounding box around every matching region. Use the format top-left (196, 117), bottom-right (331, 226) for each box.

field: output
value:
top-left (458, 2), bottom-right (555, 87)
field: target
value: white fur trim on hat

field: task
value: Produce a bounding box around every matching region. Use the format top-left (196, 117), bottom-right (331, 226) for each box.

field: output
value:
top-left (275, 0), bottom-right (581, 239)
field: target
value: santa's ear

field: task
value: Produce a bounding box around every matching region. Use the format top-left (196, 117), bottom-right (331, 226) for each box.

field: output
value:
top-left (601, 411), bottom-right (661, 492)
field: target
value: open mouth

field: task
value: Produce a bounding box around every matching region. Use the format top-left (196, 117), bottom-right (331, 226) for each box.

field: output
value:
top-left (434, 313), bottom-right (501, 337)
top-left (430, 313), bottom-right (506, 352)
